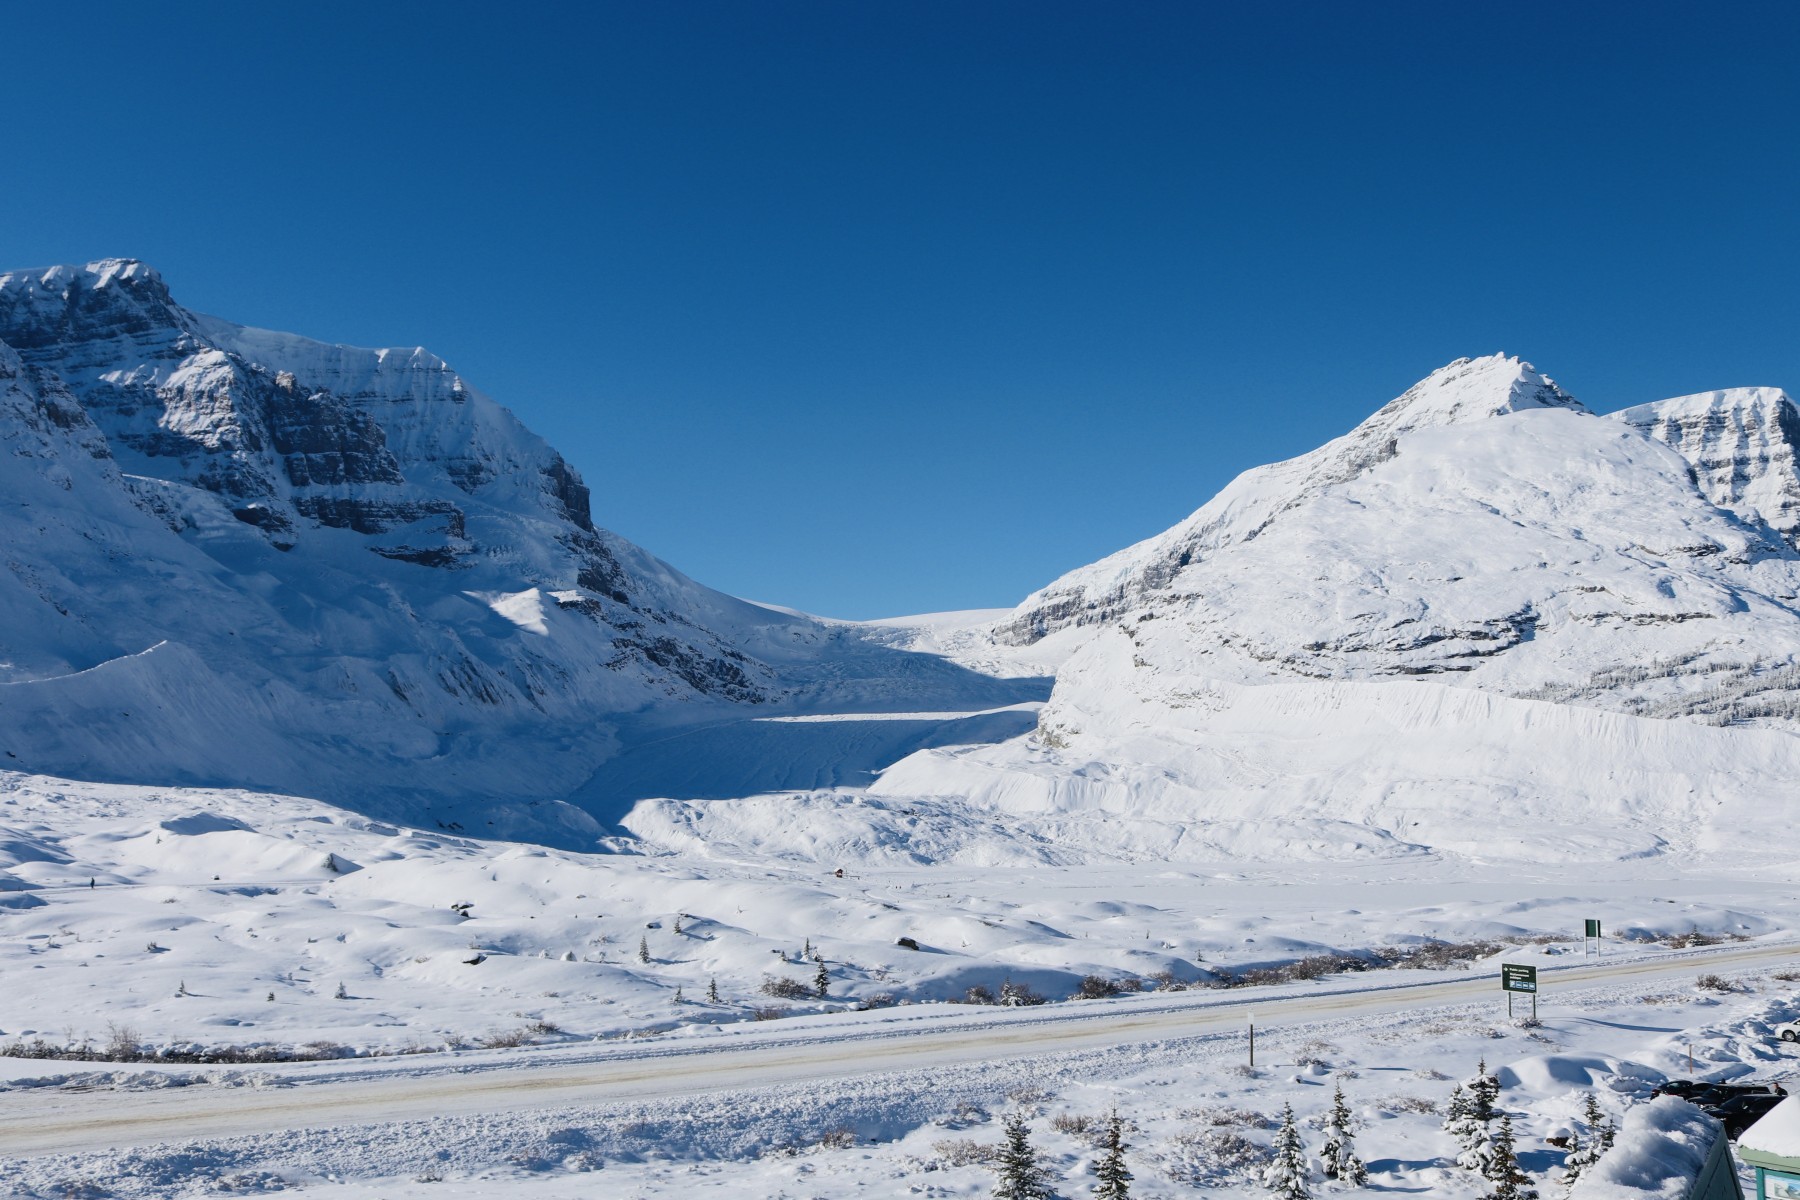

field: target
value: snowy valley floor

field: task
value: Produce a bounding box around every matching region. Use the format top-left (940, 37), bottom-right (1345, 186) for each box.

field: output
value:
top-left (2, 770), bottom-right (1798, 1197)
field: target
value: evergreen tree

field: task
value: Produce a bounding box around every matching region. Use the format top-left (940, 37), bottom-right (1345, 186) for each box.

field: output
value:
top-left (1318, 1082), bottom-right (1367, 1185)
top-left (708, 976), bottom-right (720, 1004)
top-left (1591, 1093), bottom-right (1616, 1155)
top-left (993, 1111), bottom-right (1056, 1200)
top-left (1485, 1113), bottom-right (1538, 1200)
top-left (1558, 1129), bottom-right (1587, 1194)
top-left (1093, 1109), bottom-right (1132, 1200)
top-left (1263, 1102), bottom-right (1311, 1199)
top-left (1443, 1082), bottom-right (1472, 1137)
top-left (1561, 1093), bottom-right (1611, 1193)
top-left (815, 957), bottom-right (830, 998)
top-left (673, 914), bottom-right (683, 935)
top-left (673, 986), bottom-right (684, 1003)
top-left (637, 935), bottom-right (650, 964)
top-left (1454, 1060), bottom-right (1501, 1176)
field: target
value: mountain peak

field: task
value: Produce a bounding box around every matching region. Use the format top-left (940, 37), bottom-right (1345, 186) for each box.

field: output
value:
top-left (0, 257), bottom-right (171, 300)
top-left (0, 257), bottom-right (185, 352)
top-left (1366, 353), bottom-right (1583, 435)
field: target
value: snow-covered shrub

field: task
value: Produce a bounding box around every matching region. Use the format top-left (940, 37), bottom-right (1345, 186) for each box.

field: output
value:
top-left (1166, 1127), bottom-right (1272, 1185)
top-left (932, 1138), bottom-right (999, 1167)
top-left (760, 975), bottom-right (811, 999)
top-left (999, 978), bottom-right (1046, 1006)
top-left (1076, 974), bottom-right (1125, 999)
top-left (1182, 1106), bottom-right (1275, 1129)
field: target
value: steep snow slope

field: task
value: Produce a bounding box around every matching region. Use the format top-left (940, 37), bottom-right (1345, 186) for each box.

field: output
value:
top-left (669, 357), bottom-right (1800, 865)
top-left (995, 355), bottom-right (1586, 644)
top-left (0, 261), bottom-right (1027, 837)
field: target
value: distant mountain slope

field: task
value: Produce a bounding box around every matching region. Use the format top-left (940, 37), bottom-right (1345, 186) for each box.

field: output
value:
top-left (0, 260), bottom-right (1026, 837)
top-left (781, 356), bottom-right (1800, 864)
top-left (995, 355), bottom-right (1586, 645)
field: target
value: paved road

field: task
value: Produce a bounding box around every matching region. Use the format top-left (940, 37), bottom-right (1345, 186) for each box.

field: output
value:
top-left (3, 940), bottom-right (1792, 1159)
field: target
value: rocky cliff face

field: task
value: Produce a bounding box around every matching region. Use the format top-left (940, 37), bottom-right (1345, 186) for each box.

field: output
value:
top-left (1612, 387), bottom-right (1800, 548)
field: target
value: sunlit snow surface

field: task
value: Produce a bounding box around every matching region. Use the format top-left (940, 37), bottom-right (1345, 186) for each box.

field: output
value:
top-left (3, 769), bottom-right (1800, 1198)
top-left (12, 269), bottom-right (1800, 1197)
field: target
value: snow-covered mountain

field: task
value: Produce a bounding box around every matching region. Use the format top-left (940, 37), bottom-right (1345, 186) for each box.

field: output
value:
top-left (0, 260), bottom-right (1026, 838)
top-left (663, 355), bottom-right (1800, 865)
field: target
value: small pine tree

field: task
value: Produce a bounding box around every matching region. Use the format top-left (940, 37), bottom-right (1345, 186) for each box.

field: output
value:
top-left (673, 913), bottom-right (683, 935)
top-left (637, 935), bottom-right (650, 964)
top-left (265, 991), bottom-right (274, 1002)
top-left (334, 981), bottom-right (348, 1000)
top-left (673, 986), bottom-right (684, 1004)
top-left (1318, 1082), bottom-right (1367, 1185)
top-left (708, 976), bottom-right (720, 1003)
top-left (1093, 1109), bottom-right (1132, 1199)
top-left (992, 1111), bottom-right (1056, 1200)
top-left (1485, 1113), bottom-right (1538, 1200)
top-left (1591, 1093), bottom-right (1616, 1155)
top-left (804, 936), bottom-right (813, 959)
top-left (1558, 1129), bottom-right (1588, 1193)
top-left (176, 980), bottom-right (188, 997)
top-left (1561, 1093), bottom-right (1610, 1192)
top-left (815, 957), bottom-right (830, 998)
top-left (1263, 1102), bottom-right (1311, 1199)
top-left (1455, 1060), bottom-right (1501, 1176)
top-left (1443, 1082), bottom-right (1471, 1134)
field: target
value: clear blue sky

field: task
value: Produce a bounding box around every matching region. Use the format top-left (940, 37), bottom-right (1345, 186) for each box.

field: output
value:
top-left (6, 3), bottom-right (1799, 618)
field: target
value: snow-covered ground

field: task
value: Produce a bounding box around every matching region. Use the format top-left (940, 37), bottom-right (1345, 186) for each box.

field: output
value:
top-left (4, 769), bottom-right (1799, 1197)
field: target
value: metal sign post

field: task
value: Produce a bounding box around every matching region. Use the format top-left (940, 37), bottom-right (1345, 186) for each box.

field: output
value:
top-left (1584, 919), bottom-right (1601, 958)
top-left (1501, 963), bottom-right (1539, 1021)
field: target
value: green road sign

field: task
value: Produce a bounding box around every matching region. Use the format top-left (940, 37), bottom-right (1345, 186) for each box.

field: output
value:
top-left (1501, 963), bottom-right (1538, 993)
top-left (1585, 919), bottom-right (1601, 938)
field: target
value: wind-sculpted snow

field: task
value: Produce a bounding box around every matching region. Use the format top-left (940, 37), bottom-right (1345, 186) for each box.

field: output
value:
top-left (0, 261), bottom-right (1030, 836)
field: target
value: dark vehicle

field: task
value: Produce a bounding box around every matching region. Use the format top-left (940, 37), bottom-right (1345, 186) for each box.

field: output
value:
top-left (1649, 1079), bottom-right (1788, 1139)
top-left (1715, 1092), bottom-right (1787, 1139)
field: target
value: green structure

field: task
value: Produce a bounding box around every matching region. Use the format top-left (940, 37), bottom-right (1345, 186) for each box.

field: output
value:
top-left (1738, 1097), bottom-right (1800, 1199)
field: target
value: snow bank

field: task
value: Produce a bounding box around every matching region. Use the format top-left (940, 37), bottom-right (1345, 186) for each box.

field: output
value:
top-left (1568, 1096), bottom-right (1730, 1199)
